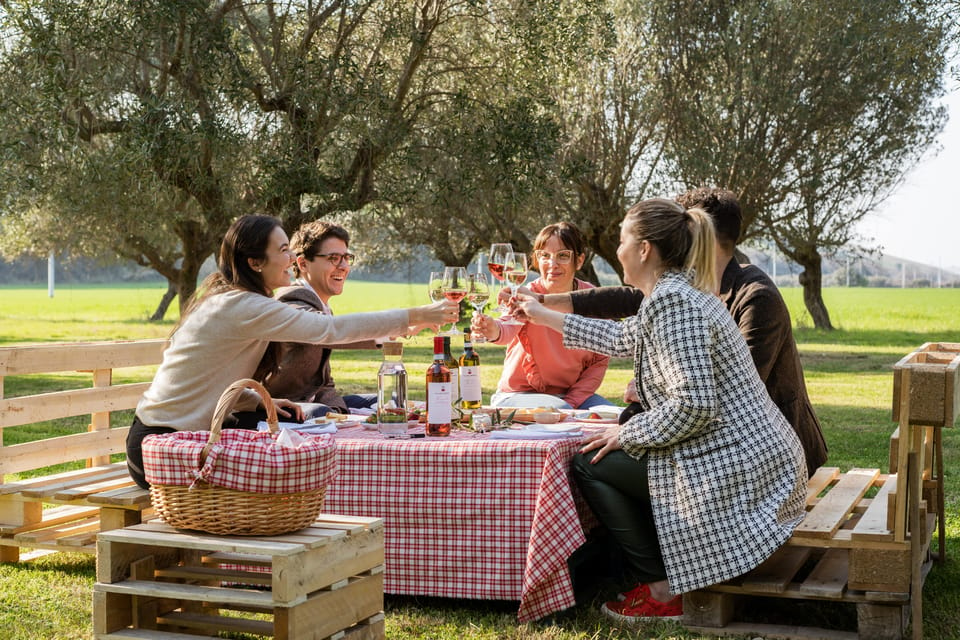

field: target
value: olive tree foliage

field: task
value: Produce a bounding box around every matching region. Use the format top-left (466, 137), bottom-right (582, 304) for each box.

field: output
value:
top-left (348, 0), bottom-right (616, 271)
top-left (545, 0), bottom-right (669, 282)
top-left (1, 0), bottom-right (593, 317)
top-left (650, 0), bottom-right (949, 328)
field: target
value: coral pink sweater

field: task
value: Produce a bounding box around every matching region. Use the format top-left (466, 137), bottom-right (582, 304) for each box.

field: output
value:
top-left (492, 279), bottom-right (610, 408)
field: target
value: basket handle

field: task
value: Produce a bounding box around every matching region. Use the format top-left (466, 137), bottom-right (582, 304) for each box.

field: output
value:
top-left (201, 378), bottom-right (279, 460)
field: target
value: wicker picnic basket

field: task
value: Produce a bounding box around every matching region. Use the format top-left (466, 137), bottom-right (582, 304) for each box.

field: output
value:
top-left (142, 378), bottom-right (337, 536)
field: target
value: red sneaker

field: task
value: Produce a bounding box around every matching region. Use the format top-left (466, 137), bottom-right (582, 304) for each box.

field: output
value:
top-left (616, 582), bottom-right (650, 602)
top-left (601, 583), bottom-right (683, 624)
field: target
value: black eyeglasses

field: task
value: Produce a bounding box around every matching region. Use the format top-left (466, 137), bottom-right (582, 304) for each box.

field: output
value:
top-left (313, 252), bottom-right (356, 266)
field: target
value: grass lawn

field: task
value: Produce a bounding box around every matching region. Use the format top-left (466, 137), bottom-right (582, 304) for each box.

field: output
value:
top-left (1, 282), bottom-right (958, 639)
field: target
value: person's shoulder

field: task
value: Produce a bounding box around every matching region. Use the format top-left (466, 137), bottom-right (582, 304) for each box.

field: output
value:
top-left (275, 284), bottom-right (321, 307)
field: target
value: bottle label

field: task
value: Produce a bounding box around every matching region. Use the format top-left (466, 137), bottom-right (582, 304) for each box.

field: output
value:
top-left (449, 369), bottom-right (459, 402)
top-left (427, 382), bottom-right (452, 424)
top-left (460, 365), bottom-right (482, 402)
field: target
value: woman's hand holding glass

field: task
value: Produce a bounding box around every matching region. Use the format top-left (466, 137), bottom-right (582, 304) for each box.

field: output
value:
top-left (469, 311), bottom-right (500, 343)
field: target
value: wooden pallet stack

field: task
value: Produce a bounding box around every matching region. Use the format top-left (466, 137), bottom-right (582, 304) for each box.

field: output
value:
top-left (93, 515), bottom-right (385, 640)
top-left (683, 342), bottom-right (958, 640)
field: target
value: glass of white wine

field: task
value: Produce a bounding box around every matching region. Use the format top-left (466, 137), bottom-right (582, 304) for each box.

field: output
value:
top-left (466, 272), bottom-right (490, 343)
top-left (427, 271), bottom-right (445, 333)
top-left (501, 251), bottom-right (527, 325)
top-left (440, 266), bottom-right (467, 335)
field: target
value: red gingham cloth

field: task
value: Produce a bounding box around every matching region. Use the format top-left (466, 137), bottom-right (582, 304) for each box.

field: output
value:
top-left (323, 425), bottom-right (598, 622)
top-left (142, 430), bottom-right (337, 493)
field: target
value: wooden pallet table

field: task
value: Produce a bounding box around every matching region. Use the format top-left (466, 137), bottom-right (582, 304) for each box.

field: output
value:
top-left (683, 342), bottom-right (958, 640)
top-left (93, 515), bottom-right (385, 640)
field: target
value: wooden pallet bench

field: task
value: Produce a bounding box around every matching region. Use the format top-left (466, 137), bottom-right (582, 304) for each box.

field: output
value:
top-left (683, 342), bottom-right (958, 640)
top-left (1, 340), bottom-right (166, 561)
top-left (93, 515), bottom-right (385, 639)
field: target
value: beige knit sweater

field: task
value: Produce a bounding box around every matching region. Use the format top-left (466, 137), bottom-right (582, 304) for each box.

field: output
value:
top-left (136, 289), bottom-right (408, 431)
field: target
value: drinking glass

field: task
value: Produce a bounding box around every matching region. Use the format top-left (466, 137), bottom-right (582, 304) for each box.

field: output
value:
top-left (427, 271), bottom-right (444, 303)
top-left (440, 266), bottom-right (467, 335)
top-left (466, 272), bottom-right (490, 343)
top-left (501, 251), bottom-right (527, 325)
top-left (488, 243), bottom-right (512, 314)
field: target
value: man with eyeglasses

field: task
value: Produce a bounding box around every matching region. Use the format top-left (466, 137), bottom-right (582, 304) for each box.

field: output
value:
top-left (261, 220), bottom-right (379, 417)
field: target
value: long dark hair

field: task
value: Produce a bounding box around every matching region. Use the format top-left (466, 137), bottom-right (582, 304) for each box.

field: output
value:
top-left (175, 215), bottom-right (283, 379)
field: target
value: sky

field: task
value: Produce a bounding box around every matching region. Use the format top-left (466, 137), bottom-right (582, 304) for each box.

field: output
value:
top-left (858, 84), bottom-right (960, 272)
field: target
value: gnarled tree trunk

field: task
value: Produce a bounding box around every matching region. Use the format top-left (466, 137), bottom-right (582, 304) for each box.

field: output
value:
top-left (797, 251), bottom-right (834, 330)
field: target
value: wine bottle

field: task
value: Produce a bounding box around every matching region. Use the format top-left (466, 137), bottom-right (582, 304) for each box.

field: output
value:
top-left (442, 335), bottom-right (460, 411)
top-left (459, 329), bottom-right (482, 410)
top-left (426, 335), bottom-right (452, 436)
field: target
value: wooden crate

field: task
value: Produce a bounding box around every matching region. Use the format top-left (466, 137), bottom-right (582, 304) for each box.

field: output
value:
top-left (93, 515), bottom-right (385, 640)
top-left (892, 342), bottom-right (960, 428)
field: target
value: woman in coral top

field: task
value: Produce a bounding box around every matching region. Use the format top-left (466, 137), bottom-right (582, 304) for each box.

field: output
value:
top-left (471, 222), bottom-right (611, 410)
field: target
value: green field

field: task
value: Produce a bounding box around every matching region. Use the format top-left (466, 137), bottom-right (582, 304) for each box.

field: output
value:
top-left (1, 283), bottom-right (958, 639)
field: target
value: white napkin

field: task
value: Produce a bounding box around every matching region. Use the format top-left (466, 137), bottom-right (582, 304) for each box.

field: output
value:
top-left (257, 421), bottom-right (338, 435)
top-left (488, 428), bottom-right (583, 440)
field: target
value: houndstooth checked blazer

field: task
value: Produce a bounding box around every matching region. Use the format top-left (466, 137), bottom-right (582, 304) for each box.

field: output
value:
top-left (563, 270), bottom-right (807, 595)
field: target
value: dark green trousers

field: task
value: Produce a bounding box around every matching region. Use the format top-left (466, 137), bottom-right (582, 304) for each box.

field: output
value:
top-left (572, 449), bottom-right (667, 584)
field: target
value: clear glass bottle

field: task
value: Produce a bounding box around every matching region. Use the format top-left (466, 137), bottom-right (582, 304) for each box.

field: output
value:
top-left (426, 335), bottom-right (452, 436)
top-left (459, 329), bottom-right (482, 410)
top-left (377, 341), bottom-right (408, 437)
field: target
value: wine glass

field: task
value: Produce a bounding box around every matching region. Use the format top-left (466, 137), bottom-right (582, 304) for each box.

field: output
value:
top-left (427, 271), bottom-right (445, 303)
top-left (488, 243), bottom-right (512, 314)
top-left (440, 266), bottom-right (467, 335)
top-left (500, 251), bottom-right (528, 325)
top-left (466, 272), bottom-right (490, 343)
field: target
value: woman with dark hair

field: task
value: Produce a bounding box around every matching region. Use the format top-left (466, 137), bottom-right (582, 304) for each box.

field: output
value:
top-left (470, 222), bottom-right (611, 410)
top-left (126, 214), bottom-right (457, 489)
top-left (515, 199), bottom-right (806, 624)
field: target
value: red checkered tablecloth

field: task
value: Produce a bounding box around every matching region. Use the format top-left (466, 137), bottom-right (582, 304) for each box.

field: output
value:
top-left (323, 425), bottom-right (596, 622)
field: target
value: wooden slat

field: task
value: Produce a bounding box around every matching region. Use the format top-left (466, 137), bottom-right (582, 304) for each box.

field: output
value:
top-left (94, 579), bottom-right (277, 608)
top-left (851, 474), bottom-right (897, 541)
top-left (0, 428), bottom-right (129, 477)
top-left (87, 485), bottom-right (152, 507)
top-left (0, 382), bottom-right (148, 428)
top-left (0, 463), bottom-right (128, 496)
top-left (798, 548), bottom-right (848, 598)
top-left (793, 468), bottom-right (879, 540)
top-left (52, 474), bottom-right (139, 502)
top-left (157, 610), bottom-right (274, 636)
top-left (18, 466), bottom-right (131, 500)
top-left (156, 565), bottom-right (273, 586)
top-left (806, 466), bottom-right (841, 504)
top-left (98, 523), bottom-right (306, 556)
top-left (0, 504), bottom-right (99, 535)
top-left (740, 545), bottom-right (811, 593)
top-left (13, 514), bottom-right (100, 544)
top-left (0, 340), bottom-right (167, 375)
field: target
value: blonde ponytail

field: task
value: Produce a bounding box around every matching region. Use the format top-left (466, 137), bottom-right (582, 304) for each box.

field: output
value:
top-left (684, 207), bottom-right (718, 294)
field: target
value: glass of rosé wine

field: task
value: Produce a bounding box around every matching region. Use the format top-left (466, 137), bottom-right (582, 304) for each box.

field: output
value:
top-left (439, 266), bottom-right (467, 335)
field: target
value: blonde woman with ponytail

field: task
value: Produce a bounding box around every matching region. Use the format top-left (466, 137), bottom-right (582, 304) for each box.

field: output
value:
top-left (515, 198), bottom-right (806, 624)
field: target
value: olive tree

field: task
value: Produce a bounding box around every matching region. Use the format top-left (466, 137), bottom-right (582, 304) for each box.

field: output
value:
top-left (651, 0), bottom-right (949, 328)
